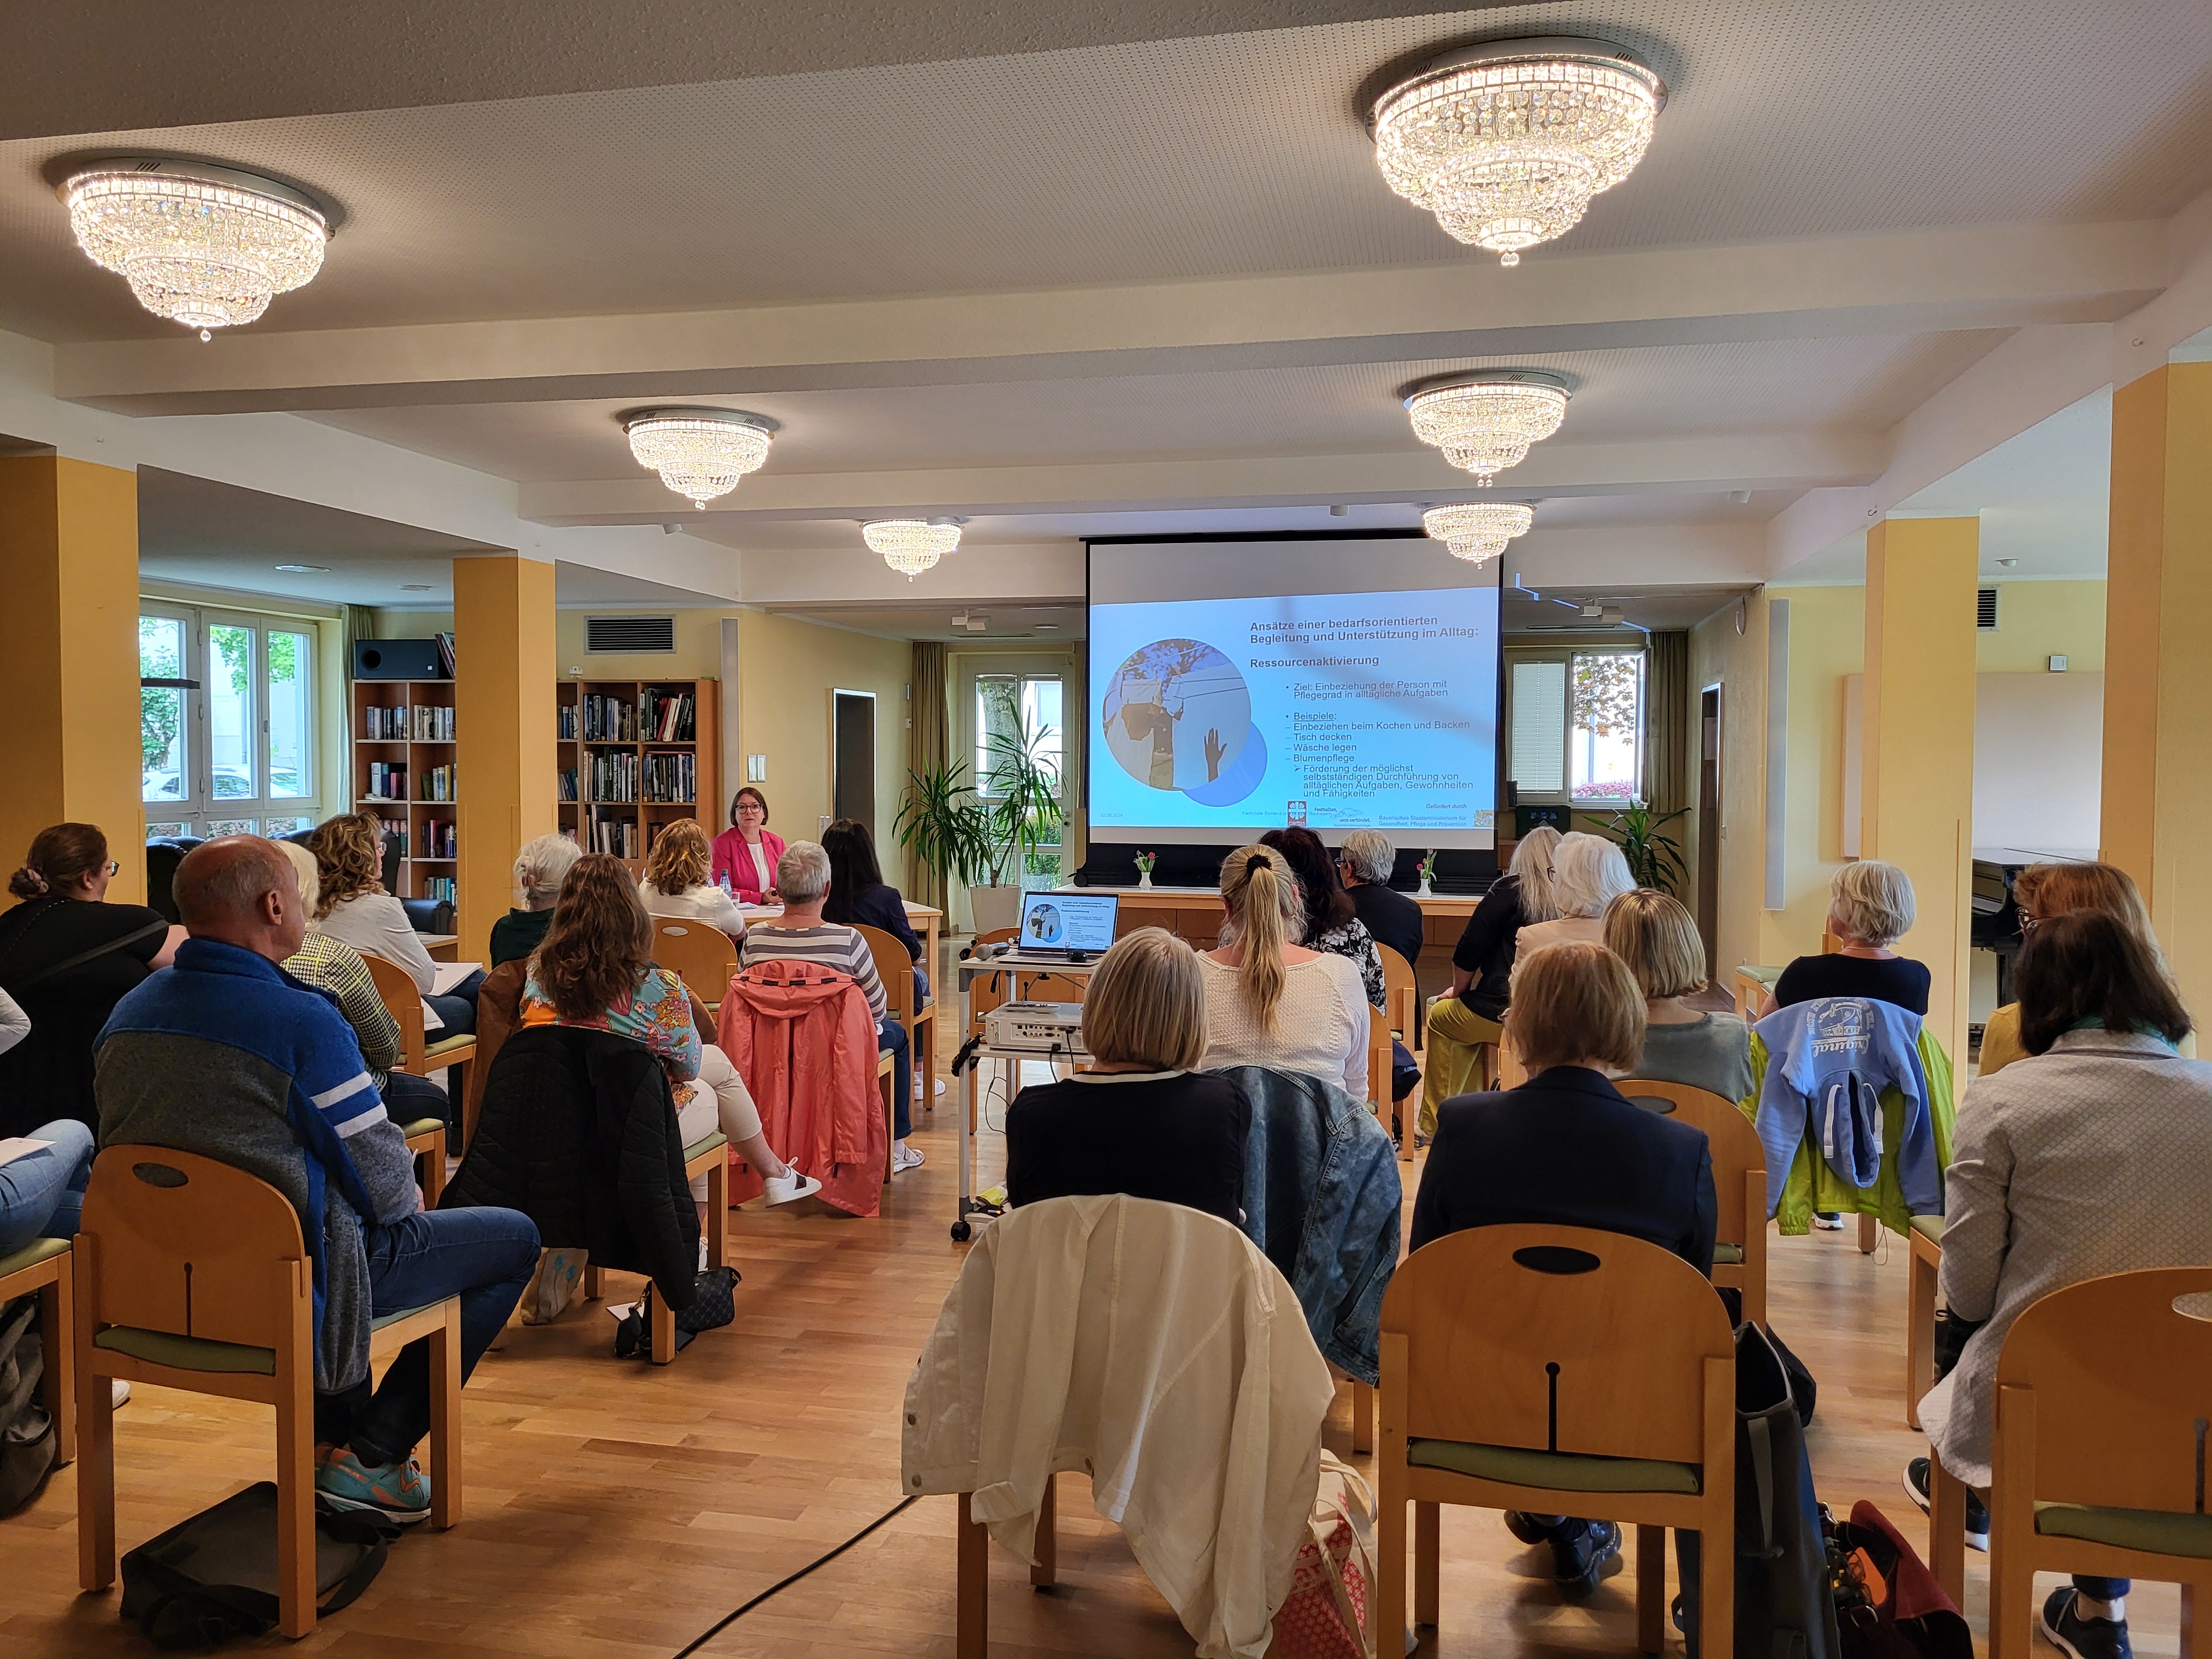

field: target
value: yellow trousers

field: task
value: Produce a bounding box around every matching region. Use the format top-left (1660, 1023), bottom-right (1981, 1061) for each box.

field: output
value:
top-left (1418, 995), bottom-right (1503, 1139)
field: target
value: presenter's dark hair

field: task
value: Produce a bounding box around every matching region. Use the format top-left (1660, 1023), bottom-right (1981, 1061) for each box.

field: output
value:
top-left (820, 818), bottom-right (886, 926)
top-left (1259, 826), bottom-right (1353, 941)
top-left (2016, 908), bottom-right (2190, 1055)
top-left (729, 786), bottom-right (769, 827)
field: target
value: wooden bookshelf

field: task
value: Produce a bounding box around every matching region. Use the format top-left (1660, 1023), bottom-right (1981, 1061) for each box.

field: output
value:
top-left (555, 678), bottom-right (719, 871)
top-left (350, 678), bottom-right (461, 907)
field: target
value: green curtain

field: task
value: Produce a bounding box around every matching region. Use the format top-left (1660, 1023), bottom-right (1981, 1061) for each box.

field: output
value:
top-left (906, 640), bottom-right (949, 906)
top-left (1644, 629), bottom-right (1691, 818)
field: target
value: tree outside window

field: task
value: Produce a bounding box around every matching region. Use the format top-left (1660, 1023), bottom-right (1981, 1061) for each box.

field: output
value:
top-left (1570, 651), bottom-right (1644, 801)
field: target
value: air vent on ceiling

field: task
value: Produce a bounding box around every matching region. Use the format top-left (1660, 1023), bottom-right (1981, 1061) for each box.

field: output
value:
top-left (1977, 587), bottom-right (2000, 630)
top-left (586, 615), bottom-right (675, 654)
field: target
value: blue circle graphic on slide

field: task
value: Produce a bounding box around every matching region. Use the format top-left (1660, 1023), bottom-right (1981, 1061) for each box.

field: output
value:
top-left (1183, 724), bottom-right (1267, 807)
top-left (1101, 639), bottom-right (1252, 794)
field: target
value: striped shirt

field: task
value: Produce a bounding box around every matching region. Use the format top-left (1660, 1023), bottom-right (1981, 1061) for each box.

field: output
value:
top-left (284, 930), bottom-right (403, 1086)
top-left (738, 922), bottom-right (885, 1020)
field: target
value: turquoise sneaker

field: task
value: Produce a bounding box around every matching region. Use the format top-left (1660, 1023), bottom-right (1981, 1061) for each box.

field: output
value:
top-left (315, 1443), bottom-right (431, 1524)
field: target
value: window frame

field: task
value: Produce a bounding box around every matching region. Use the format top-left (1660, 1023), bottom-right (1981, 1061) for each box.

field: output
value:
top-left (139, 601), bottom-right (322, 839)
top-left (1504, 644), bottom-right (1648, 808)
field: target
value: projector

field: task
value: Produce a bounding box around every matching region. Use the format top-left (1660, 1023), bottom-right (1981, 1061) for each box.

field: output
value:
top-left (983, 1001), bottom-right (1089, 1056)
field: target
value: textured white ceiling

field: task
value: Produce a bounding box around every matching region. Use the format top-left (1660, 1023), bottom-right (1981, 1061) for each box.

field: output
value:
top-left (3, 0), bottom-right (2209, 342)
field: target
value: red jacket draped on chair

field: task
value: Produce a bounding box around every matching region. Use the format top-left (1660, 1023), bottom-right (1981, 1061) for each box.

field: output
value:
top-left (716, 959), bottom-right (885, 1217)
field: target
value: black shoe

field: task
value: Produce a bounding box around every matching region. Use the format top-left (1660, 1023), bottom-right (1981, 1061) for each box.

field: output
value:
top-left (2041, 1588), bottom-right (2132, 1659)
top-left (1902, 1457), bottom-right (1989, 1551)
top-left (1503, 1510), bottom-right (1551, 1546)
top-left (1552, 1520), bottom-right (1622, 1603)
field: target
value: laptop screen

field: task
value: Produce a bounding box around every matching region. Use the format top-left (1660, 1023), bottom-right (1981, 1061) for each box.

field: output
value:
top-left (1019, 891), bottom-right (1119, 952)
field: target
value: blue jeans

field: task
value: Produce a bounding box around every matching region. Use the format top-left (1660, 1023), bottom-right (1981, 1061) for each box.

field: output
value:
top-left (314, 1204), bottom-right (539, 1466)
top-left (879, 1016), bottom-right (911, 1139)
top-left (382, 1071), bottom-right (453, 1150)
top-left (0, 1119), bottom-right (95, 1254)
top-left (424, 968), bottom-right (488, 1039)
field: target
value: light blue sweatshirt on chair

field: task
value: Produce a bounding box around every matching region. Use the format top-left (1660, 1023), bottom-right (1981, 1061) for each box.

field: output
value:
top-left (1752, 998), bottom-right (1940, 1219)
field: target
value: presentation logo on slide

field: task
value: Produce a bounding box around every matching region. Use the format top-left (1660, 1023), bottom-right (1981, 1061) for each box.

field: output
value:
top-left (1100, 638), bottom-right (1266, 807)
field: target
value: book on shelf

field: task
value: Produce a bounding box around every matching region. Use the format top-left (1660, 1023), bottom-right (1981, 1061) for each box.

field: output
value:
top-left (642, 688), bottom-right (696, 742)
top-left (410, 704), bottom-right (455, 740)
top-left (366, 761), bottom-right (409, 800)
top-left (421, 874), bottom-right (456, 904)
top-left (641, 750), bottom-right (696, 804)
top-left (588, 817), bottom-right (640, 859)
top-left (419, 763), bottom-right (457, 802)
top-left (372, 816), bottom-right (408, 857)
top-left (421, 818), bottom-right (458, 860)
top-left (558, 706), bottom-right (578, 740)
top-left (557, 768), bottom-right (578, 802)
top-left (581, 693), bottom-right (635, 742)
top-left (586, 750), bottom-right (639, 802)
top-left (435, 632), bottom-right (456, 678)
top-left (363, 703), bottom-right (409, 740)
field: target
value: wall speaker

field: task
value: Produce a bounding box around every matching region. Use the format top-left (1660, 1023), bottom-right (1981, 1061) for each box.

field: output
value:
top-left (352, 639), bottom-right (443, 680)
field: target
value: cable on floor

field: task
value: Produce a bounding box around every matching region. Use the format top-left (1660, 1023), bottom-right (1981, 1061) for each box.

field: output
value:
top-left (671, 1494), bottom-right (920, 1657)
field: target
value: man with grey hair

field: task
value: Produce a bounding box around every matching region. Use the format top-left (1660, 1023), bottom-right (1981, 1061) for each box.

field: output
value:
top-left (1337, 830), bottom-right (1425, 973)
top-left (489, 831), bottom-right (582, 967)
top-left (96, 835), bottom-right (538, 1524)
top-left (735, 840), bottom-right (919, 1172)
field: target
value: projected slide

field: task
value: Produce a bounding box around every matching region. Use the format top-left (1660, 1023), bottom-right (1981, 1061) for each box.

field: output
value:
top-left (1088, 540), bottom-right (1500, 848)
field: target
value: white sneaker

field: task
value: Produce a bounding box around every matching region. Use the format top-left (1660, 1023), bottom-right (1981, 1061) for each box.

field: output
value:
top-left (913, 1075), bottom-right (948, 1101)
top-left (893, 1144), bottom-right (926, 1175)
top-left (112, 1379), bottom-right (132, 1408)
top-left (762, 1168), bottom-right (823, 1206)
top-left (1813, 1212), bottom-right (1846, 1230)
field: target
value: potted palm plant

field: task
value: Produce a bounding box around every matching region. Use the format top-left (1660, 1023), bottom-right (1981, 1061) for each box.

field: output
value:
top-left (893, 760), bottom-right (990, 918)
top-left (1600, 800), bottom-right (1689, 895)
top-left (969, 695), bottom-right (1063, 937)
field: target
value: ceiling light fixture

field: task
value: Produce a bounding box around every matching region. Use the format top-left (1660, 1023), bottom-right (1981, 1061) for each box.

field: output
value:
top-left (1422, 502), bottom-right (1534, 563)
top-left (1404, 371), bottom-right (1570, 481)
top-left (619, 408), bottom-right (778, 508)
top-left (863, 518), bottom-right (962, 578)
top-left (1370, 37), bottom-right (1663, 266)
top-left (272, 563), bottom-right (328, 573)
top-left (60, 158), bottom-right (331, 340)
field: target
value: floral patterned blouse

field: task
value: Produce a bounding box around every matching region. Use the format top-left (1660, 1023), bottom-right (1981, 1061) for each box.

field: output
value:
top-left (520, 964), bottom-right (701, 1081)
top-left (1311, 917), bottom-right (1386, 1010)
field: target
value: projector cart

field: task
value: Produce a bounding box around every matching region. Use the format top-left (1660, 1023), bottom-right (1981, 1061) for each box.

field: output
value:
top-left (952, 952), bottom-right (1101, 1241)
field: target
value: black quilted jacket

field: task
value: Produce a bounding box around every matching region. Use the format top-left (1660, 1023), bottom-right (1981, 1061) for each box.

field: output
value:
top-left (441, 1025), bottom-right (700, 1310)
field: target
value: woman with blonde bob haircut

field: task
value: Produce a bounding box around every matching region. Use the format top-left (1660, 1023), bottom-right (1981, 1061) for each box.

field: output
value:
top-left (1759, 858), bottom-right (1930, 1020)
top-left (1606, 889), bottom-right (1754, 1104)
top-left (1195, 845), bottom-right (1368, 1098)
top-left (1005, 928), bottom-right (1251, 1224)
top-left (640, 818), bottom-right (748, 940)
top-left (1978, 860), bottom-right (2180, 1077)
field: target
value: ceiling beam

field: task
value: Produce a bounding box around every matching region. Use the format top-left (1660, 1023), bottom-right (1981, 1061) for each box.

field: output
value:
top-left (520, 431), bottom-right (1885, 525)
top-left (55, 221), bottom-right (2168, 416)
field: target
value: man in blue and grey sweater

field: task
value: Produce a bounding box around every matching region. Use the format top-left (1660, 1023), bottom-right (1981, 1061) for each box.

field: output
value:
top-left (96, 836), bottom-right (538, 1523)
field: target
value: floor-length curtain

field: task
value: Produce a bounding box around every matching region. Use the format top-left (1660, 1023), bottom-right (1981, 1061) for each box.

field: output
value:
top-left (1644, 630), bottom-right (1690, 820)
top-left (905, 640), bottom-right (949, 907)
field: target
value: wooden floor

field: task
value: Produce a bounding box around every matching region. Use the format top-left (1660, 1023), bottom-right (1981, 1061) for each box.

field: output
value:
top-left (2, 1003), bottom-right (2189, 1657)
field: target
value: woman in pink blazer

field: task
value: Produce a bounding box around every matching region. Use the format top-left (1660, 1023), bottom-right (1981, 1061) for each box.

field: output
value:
top-left (710, 786), bottom-right (787, 904)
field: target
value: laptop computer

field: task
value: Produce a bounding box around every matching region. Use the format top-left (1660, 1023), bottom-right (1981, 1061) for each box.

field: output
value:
top-left (1005, 891), bottom-right (1120, 962)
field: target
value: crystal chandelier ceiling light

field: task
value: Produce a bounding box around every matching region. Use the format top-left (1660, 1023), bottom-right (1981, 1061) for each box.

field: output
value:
top-left (1404, 371), bottom-right (1571, 481)
top-left (620, 408), bottom-right (778, 508)
top-left (60, 158), bottom-right (332, 340)
top-left (1370, 37), bottom-right (1664, 266)
top-left (1422, 502), bottom-right (1534, 564)
top-left (863, 518), bottom-right (963, 578)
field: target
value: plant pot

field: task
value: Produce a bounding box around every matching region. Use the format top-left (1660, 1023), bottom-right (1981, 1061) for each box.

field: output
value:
top-left (968, 883), bottom-right (1024, 938)
top-left (1137, 872), bottom-right (1154, 890)
top-left (1417, 880), bottom-right (1433, 899)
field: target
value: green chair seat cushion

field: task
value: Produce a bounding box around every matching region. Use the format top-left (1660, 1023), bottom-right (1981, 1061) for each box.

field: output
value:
top-left (422, 1034), bottom-right (476, 1060)
top-left (1910, 1214), bottom-right (1944, 1243)
top-left (96, 1326), bottom-right (274, 1376)
top-left (2036, 1501), bottom-right (2212, 1559)
top-left (1408, 1438), bottom-right (1702, 1495)
top-left (371, 1302), bottom-right (444, 1333)
top-left (399, 1118), bottom-right (446, 1141)
top-left (682, 1131), bottom-right (729, 1165)
top-left (1712, 1243), bottom-right (1745, 1266)
top-left (1738, 966), bottom-right (1783, 988)
top-left (0, 1235), bottom-right (71, 1282)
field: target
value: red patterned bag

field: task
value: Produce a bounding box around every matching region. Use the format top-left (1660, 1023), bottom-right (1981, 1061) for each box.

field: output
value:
top-left (1271, 1451), bottom-right (1376, 1659)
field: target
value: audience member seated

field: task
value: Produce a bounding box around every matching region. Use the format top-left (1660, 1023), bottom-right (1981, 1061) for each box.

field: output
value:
top-left (1006, 927), bottom-right (1249, 1226)
top-left (640, 819), bottom-right (748, 940)
top-left (820, 816), bottom-right (933, 1070)
top-left (711, 786), bottom-right (784, 904)
top-left (309, 812), bottom-right (486, 1035)
top-left (737, 841), bottom-right (919, 1173)
top-left (1976, 861), bottom-right (2167, 1078)
top-left (1422, 826), bottom-right (1561, 1140)
top-left (270, 840), bottom-right (449, 1138)
top-left (0, 822), bottom-right (182, 1138)
top-left (0, 985), bottom-right (94, 1254)
top-left (1336, 829), bottom-right (1425, 979)
top-left (1906, 910), bottom-right (2212, 1659)
top-left (522, 854), bottom-right (815, 1209)
top-left (1606, 888), bottom-right (1754, 1104)
top-left (95, 836), bottom-right (538, 1524)
top-left (1261, 825), bottom-right (1384, 1004)
top-left (1761, 858), bottom-right (1928, 1017)
top-left (1510, 831), bottom-right (1634, 984)
top-left (489, 832), bottom-right (580, 968)
top-left (1412, 941), bottom-right (1717, 1602)
top-left (1196, 844), bottom-right (1366, 1099)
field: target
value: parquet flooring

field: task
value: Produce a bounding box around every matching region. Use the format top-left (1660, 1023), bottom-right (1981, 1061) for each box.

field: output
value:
top-left (1, 982), bottom-right (2187, 1657)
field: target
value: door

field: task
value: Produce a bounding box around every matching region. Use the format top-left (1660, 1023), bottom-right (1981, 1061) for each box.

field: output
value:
top-left (832, 690), bottom-right (876, 835)
top-left (1697, 684), bottom-right (1722, 978)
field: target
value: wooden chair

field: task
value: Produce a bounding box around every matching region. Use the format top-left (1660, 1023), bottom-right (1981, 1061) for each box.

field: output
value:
top-left (858, 921), bottom-right (936, 1120)
top-left (1378, 943), bottom-right (1419, 1052)
top-left (0, 1237), bottom-right (72, 1466)
top-left (462, 960), bottom-right (525, 1153)
top-left (1616, 1078), bottom-right (1770, 1329)
top-left (579, 1131), bottom-right (731, 1364)
top-left (1366, 1004), bottom-right (1394, 1119)
top-left (74, 1147), bottom-right (463, 1638)
top-left (362, 952), bottom-right (478, 1117)
top-left (652, 919), bottom-right (739, 1013)
top-left (1985, 1267), bottom-right (2212, 1659)
top-left (1378, 1223), bottom-right (1736, 1658)
top-left (403, 1119), bottom-right (447, 1207)
top-left (1905, 1213), bottom-right (1943, 1431)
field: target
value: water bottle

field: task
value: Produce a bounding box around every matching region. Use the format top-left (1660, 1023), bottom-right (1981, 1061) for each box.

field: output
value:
top-left (718, 868), bottom-right (733, 895)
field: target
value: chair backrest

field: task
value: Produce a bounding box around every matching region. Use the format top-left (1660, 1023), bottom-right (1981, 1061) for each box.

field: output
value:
top-left (78, 1146), bottom-right (306, 1348)
top-left (1377, 943), bottom-right (1417, 1040)
top-left (1366, 1004), bottom-right (1392, 1114)
top-left (1995, 1266), bottom-right (2212, 1516)
top-left (855, 924), bottom-right (915, 1022)
top-left (361, 951), bottom-right (427, 1066)
top-left (465, 959), bottom-right (529, 1134)
top-left (1615, 1078), bottom-right (1766, 1256)
top-left (653, 919), bottom-right (739, 1008)
top-left (1381, 1222), bottom-right (1733, 1464)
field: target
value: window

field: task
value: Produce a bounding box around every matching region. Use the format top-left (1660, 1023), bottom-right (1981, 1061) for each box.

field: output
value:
top-left (1506, 648), bottom-right (1646, 805)
top-left (138, 604), bottom-right (322, 839)
top-left (975, 674), bottom-right (1065, 890)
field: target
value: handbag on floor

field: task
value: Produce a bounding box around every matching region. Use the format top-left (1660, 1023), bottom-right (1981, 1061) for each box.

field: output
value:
top-left (1269, 1449), bottom-right (1376, 1659)
top-left (118, 1481), bottom-right (397, 1648)
top-left (1825, 1500), bottom-right (1972, 1659)
top-left (612, 1265), bottom-right (739, 1358)
top-left (0, 1293), bottom-right (58, 1517)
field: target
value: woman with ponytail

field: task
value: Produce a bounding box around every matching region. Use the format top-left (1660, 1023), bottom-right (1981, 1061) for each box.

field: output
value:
top-left (1196, 844), bottom-right (1368, 1098)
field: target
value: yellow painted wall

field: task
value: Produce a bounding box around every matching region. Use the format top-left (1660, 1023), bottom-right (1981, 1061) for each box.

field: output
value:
top-left (1976, 581), bottom-right (2107, 672)
top-left (1687, 597), bottom-right (1766, 980)
top-left (734, 612), bottom-right (911, 848)
top-left (555, 608), bottom-right (724, 681)
top-left (0, 456), bottom-right (146, 901)
top-left (1762, 586), bottom-right (1866, 966)
top-left (453, 558), bottom-right (557, 953)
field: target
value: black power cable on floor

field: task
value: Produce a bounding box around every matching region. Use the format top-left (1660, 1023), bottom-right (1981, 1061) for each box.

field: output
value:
top-left (671, 1494), bottom-right (921, 1657)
